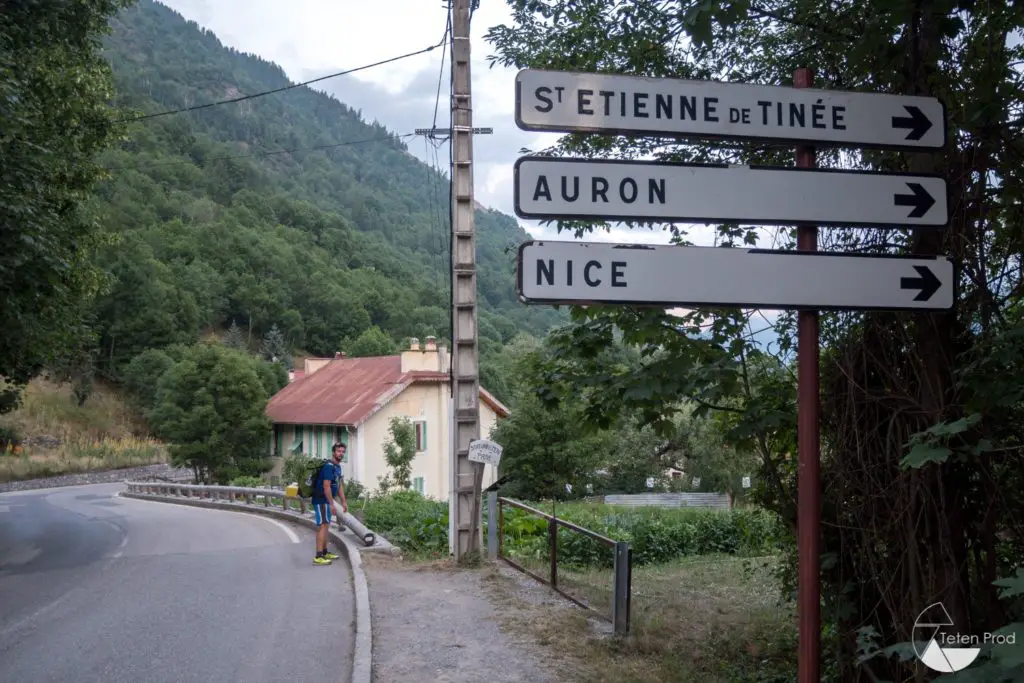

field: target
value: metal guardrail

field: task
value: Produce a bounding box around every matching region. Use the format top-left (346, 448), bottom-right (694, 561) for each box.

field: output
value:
top-left (485, 492), bottom-right (632, 635)
top-left (123, 481), bottom-right (377, 546)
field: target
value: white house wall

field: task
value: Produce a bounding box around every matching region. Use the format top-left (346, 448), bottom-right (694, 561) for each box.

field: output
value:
top-left (358, 383), bottom-right (501, 500)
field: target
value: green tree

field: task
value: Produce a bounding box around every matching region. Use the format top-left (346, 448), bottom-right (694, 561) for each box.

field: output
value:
top-left (45, 318), bottom-right (101, 407)
top-left (489, 345), bottom-right (615, 500)
top-left (486, 1), bottom-right (1024, 679)
top-left (259, 323), bottom-right (292, 370)
top-left (147, 343), bottom-right (273, 483)
top-left (0, 0), bottom-right (134, 414)
top-left (122, 348), bottom-right (175, 411)
top-left (589, 422), bottom-right (665, 495)
top-left (377, 416), bottom-right (417, 493)
top-left (223, 321), bottom-right (246, 351)
top-left (344, 325), bottom-right (398, 358)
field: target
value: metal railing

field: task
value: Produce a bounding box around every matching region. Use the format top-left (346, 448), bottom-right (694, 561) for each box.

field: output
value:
top-left (123, 481), bottom-right (377, 546)
top-left (486, 492), bottom-right (632, 635)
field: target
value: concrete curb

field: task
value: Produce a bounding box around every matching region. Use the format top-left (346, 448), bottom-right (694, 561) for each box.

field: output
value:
top-left (120, 491), bottom-right (373, 683)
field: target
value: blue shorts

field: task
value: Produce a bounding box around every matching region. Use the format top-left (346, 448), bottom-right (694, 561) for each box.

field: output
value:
top-left (313, 501), bottom-right (332, 526)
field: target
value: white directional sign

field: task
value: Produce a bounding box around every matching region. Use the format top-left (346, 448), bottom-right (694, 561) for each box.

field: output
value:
top-left (515, 69), bottom-right (947, 150)
top-left (516, 241), bottom-right (955, 311)
top-left (514, 157), bottom-right (948, 228)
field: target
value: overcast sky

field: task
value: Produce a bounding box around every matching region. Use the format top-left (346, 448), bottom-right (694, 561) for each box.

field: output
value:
top-left (156, 0), bottom-right (781, 346)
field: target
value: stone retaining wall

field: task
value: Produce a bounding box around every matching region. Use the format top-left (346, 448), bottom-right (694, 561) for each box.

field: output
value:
top-left (0, 463), bottom-right (194, 494)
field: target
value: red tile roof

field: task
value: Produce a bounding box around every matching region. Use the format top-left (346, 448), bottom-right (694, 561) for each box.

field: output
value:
top-left (265, 355), bottom-right (510, 426)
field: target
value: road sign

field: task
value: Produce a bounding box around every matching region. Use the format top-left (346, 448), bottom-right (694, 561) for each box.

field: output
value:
top-left (515, 69), bottom-right (947, 150)
top-left (468, 439), bottom-right (503, 467)
top-left (516, 240), bottom-right (954, 311)
top-left (513, 157), bottom-right (948, 228)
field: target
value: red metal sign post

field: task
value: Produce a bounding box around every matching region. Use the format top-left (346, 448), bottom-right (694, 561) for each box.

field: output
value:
top-left (793, 66), bottom-right (822, 683)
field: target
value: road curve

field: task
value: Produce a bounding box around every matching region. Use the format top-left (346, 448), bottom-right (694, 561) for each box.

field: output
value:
top-left (0, 483), bottom-right (354, 682)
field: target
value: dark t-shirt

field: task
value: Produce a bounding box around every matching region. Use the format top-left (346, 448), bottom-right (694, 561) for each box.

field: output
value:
top-left (311, 461), bottom-right (342, 503)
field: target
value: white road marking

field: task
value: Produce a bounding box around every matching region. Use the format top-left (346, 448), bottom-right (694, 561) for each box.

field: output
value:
top-left (258, 516), bottom-right (301, 544)
top-left (112, 491), bottom-right (303, 543)
top-left (111, 534), bottom-right (129, 559)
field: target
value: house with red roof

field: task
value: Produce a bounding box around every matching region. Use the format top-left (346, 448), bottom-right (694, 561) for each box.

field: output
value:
top-left (264, 336), bottom-right (510, 501)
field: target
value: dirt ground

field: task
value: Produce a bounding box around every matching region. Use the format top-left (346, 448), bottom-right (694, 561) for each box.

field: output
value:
top-left (362, 552), bottom-right (793, 683)
top-left (362, 552), bottom-right (581, 682)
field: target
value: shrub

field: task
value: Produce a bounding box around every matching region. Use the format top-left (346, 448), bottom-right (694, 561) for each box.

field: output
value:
top-left (500, 502), bottom-right (784, 569)
top-left (0, 426), bottom-right (21, 451)
top-left (344, 478), bottom-right (365, 501)
top-left (355, 494), bottom-right (785, 567)
top-left (230, 475), bottom-right (265, 488)
top-left (362, 490), bottom-right (448, 555)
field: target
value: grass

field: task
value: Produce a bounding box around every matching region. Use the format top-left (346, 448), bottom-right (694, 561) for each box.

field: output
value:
top-left (486, 553), bottom-right (797, 683)
top-left (0, 377), bottom-right (167, 482)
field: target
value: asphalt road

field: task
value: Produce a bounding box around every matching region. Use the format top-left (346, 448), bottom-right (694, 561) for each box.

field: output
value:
top-left (0, 483), bottom-right (354, 682)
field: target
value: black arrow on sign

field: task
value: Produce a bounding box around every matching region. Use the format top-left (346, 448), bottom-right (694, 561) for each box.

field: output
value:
top-left (901, 265), bottom-right (942, 301)
top-left (891, 105), bottom-right (933, 141)
top-left (894, 182), bottom-right (936, 218)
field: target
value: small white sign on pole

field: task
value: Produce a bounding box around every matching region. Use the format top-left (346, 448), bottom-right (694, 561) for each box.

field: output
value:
top-left (692, 476), bottom-right (701, 488)
top-left (646, 477), bottom-right (655, 488)
top-left (742, 476), bottom-right (752, 489)
top-left (467, 439), bottom-right (503, 467)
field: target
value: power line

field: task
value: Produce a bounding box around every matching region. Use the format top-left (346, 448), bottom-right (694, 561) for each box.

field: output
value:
top-left (114, 38), bottom-right (446, 125)
top-left (103, 132), bottom-right (415, 172)
top-left (432, 11), bottom-right (452, 132)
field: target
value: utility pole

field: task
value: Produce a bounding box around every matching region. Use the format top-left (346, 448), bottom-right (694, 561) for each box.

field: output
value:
top-left (448, 0), bottom-right (482, 560)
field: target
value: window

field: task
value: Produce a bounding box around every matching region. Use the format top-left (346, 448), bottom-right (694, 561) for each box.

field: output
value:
top-left (413, 477), bottom-right (424, 494)
top-left (414, 421), bottom-right (427, 452)
top-left (335, 427), bottom-right (349, 462)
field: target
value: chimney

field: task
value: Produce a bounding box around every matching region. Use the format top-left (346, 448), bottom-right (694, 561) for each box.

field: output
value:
top-left (425, 336), bottom-right (437, 351)
top-left (436, 343), bottom-right (449, 374)
top-left (409, 337), bottom-right (420, 351)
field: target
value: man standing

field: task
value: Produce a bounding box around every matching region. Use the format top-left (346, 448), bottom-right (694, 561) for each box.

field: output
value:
top-left (311, 442), bottom-right (348, 565)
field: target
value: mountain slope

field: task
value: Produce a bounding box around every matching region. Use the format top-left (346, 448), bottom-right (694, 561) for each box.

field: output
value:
top-left (90, 0), bottom-right (562, 393)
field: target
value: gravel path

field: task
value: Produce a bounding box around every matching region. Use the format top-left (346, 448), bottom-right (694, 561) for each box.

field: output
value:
top-left (0, 464), bottom-right (193, 494)
top-left (363, 554), bottom-right (562, 683)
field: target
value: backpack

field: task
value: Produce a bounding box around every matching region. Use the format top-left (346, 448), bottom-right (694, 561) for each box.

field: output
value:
top-left (297, 458), bottom-right (329, 499)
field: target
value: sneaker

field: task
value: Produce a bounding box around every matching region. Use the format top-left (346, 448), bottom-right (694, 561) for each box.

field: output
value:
top-left (313, 555), bottom-right (332, 565)
top-left (323, 551), bottom-right (340, 561)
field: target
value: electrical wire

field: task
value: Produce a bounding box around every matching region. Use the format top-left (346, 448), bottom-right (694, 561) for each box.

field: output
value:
top-left (432, 11), bottom-right (452, 133)
top-left (113, 39), bottom-right (446, 124)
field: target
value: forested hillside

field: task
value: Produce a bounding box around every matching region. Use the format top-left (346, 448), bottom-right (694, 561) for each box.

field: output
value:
top-left (88, 0), bottom-right (561, 397)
